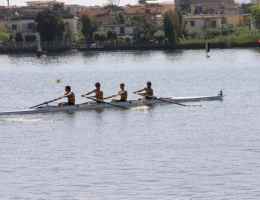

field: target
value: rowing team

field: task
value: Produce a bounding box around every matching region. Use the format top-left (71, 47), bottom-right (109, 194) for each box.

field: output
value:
top-left (57, 81), bottom-right (154, 106)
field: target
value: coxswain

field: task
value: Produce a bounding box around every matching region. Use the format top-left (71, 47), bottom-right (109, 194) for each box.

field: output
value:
top-left (81, 82), bottom-right (103, 104)
top-left (133, 81), bottom-right (154, 100)
top-left (111, 83), bottom-right (128, 103)
top-left (57, 86), bottom-right (75, 106)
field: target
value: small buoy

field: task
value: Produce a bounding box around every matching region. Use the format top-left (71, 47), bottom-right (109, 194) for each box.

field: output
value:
top-left (258, 39), bottom-right (260, 43)
top-left (56, 78), bottom-right (60, 83)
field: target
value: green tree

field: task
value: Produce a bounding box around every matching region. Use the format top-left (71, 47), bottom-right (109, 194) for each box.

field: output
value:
top-left (205, 28), bottom-right (222, 39)
top-left (131, 15), bottom-right (157, 41)
top-left (175, 9), bottom-right (188, 38)
top-left (111, 11), bottom-right (126, 24)
top-left (15, 30), bottom-right (23, 42)
top-left (163, 9), bottom-right (176, 45)
top-left (188, 29), bottom-right (201, 38)
top-left (251, 4), bottom-right (260, 28)
top-left (103, 5), bottom-right (124, 12)
top-left (80, 11), bottom-right (99, 44)
top-left (221, 22), bottom-right (235, 35)
top-left (124, 35), bottom-right (132, 43)
top-left (154, 30), bottom-right (165, 43)
top-left (35, 9), bottom-right (65, 41)
top-left (107, 28), bottom-right (117, 41)
top-left (231, 27), bottom-right (251, 36)
top-left (93, 31), bottom-right (107, 44)
top-left (0, 31), bottom-right (9, 43)
top-left (64, 24), bottom-right (73, 41)
top-left (52, 4), bottom-right (71, 15)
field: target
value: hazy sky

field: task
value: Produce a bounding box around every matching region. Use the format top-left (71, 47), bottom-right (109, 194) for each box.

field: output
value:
top-left (2, 0), bottom-right (250, 7)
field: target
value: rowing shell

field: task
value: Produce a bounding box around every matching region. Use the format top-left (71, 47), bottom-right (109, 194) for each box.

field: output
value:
top-left (0, 93), bottom-right (224, 115)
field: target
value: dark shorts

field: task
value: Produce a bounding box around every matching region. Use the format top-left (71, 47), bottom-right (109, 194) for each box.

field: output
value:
top-left (68, 102), bottom-right (75, 105)
top-left (119, 99), bottom-right (126, 102)
top-left (145, 96), bottom-right (153, 100)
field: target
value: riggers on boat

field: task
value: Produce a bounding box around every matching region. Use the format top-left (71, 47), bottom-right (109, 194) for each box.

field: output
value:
top-left (0, 91), bottom-right (224, 115)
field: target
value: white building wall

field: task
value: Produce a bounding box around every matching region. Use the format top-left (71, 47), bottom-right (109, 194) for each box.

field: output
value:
top-left (64, 18), bottom-right (78, 38)
top-left (6, 17), bottom-right (79, 40)
top-left (125, 27), bottom-right (133, 35)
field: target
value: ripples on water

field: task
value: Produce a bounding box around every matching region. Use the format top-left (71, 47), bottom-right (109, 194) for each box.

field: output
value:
top-left (0, 49), bottom-right (260, 199)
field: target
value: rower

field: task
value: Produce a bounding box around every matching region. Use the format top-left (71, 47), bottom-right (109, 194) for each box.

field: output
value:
top-left (81, 82), bottom-right (103, 104)
top-left (133, 81), bottom-right (154, 100)
top-left (57, 86), bottom-right (75, 106)
top-left (111, 83), bottom-right (128, 103)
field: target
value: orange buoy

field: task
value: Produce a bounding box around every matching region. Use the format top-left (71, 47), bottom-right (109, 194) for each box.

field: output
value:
top-left (56, 78), bottom-right (60, 83)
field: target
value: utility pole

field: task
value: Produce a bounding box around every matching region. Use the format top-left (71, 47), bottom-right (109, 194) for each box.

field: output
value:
top-left (7, 0), bottom-right (9, 6)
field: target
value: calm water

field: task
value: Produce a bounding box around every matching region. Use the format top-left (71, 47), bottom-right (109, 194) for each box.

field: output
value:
top-left (0, 49), bottom-right (260, 199)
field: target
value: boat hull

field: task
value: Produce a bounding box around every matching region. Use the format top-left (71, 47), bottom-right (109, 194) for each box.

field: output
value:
top-left (0, 94), bottom-right (224, 115)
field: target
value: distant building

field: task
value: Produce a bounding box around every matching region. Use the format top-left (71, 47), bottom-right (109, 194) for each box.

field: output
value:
top-left (5, 15), bottom-right (78, 42)
top-left (191, 3), bottom-right (242, 15)
top-left (64, 4), bottom-right (88, 15)
top-left (100, 24), bottom-right (133, 36)
top-left (124, 2), bottom-right (164, 23)
top-left (175, 0), bottom-right (235, 9)
top-left (184, 14), bottom-right (222, 36)
top-left (25, 0), bottom-right (64, 8)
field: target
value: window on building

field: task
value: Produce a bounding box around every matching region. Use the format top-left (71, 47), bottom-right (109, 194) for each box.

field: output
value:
top-left (185, 21), bottom-right (188, 25)
top-left (28, 23), bottom-right (35, 30)
top-left (12, 24), bottom-right (17, 30)
top-left (190, 21), bottom-right (195, 26)
top-left (146, 9), bottom-right (150, 14)
top-left (120, 27), bottom-right (125, 34)
top-left (222, 7), bottom-right (225, 9)
top-left (38, 4), bottom-right (40, 6)
top-left (65, 22), bottom-right (69, 26)
top-left (136, 10), bottom-right (140, 14)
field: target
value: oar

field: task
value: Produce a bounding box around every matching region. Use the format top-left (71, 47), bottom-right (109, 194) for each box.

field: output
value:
top-left (29, 98), bottom-right (58, 109)
top-left (135, 93), bottom-right (200, 107)
top-left (83, 96), bottom-right (130, 109)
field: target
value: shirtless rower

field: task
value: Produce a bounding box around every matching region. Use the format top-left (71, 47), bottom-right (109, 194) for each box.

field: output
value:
top-left (133, 81), bottom-right (154, 100)
top-left (57, 86), bottom-right (75, 106)
top-left (81, 82), bottom-right (103, 104)
top-left (111, 83), bottom-right (128, 103)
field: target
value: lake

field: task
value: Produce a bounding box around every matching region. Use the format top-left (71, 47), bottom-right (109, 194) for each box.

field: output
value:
top-left (0, 49), bottom-right (260, 199)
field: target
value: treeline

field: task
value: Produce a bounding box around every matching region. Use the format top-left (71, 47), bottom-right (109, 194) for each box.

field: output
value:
top-left (1, 3), bottom-right (260, 48)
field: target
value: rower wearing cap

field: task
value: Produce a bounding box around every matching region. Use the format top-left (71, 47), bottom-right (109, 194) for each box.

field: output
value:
top-left (57, 86), bottom-right (75, 106)
top-left (133, 81), bottom-right (154, 100)
top-left (111, 83), bottom-right (128, 103)
top-left (81, 82), bottom-right (103, 104)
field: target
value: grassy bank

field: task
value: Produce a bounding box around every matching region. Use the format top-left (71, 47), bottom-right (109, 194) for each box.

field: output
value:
top-left (177, 34), bottom-right (260, 49)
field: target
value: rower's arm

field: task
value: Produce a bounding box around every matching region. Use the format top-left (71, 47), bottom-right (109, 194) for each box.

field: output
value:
top-left (82, 90), bottom-right (94, 97)
top-left (63, 92), bottom-right (72, 98)
top-left (57, 93), bottom-right (66, 99)
top-left (133, 88), bottom-right (145, 93)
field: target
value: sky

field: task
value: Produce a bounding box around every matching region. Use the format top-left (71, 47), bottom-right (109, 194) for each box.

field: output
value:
top-left (2, 0), bottom-right (250, 7)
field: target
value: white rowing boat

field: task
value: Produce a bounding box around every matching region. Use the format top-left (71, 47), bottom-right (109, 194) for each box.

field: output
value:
top-left (0, 92), bottom-right (224, 115)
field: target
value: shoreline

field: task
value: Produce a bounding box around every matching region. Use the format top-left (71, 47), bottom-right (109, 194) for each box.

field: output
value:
top-left (0, 43), bottom-right (259, 54)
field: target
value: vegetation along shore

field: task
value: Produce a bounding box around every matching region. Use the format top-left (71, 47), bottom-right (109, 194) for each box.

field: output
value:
top-left (0, 1), bottom-right (260, 53)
